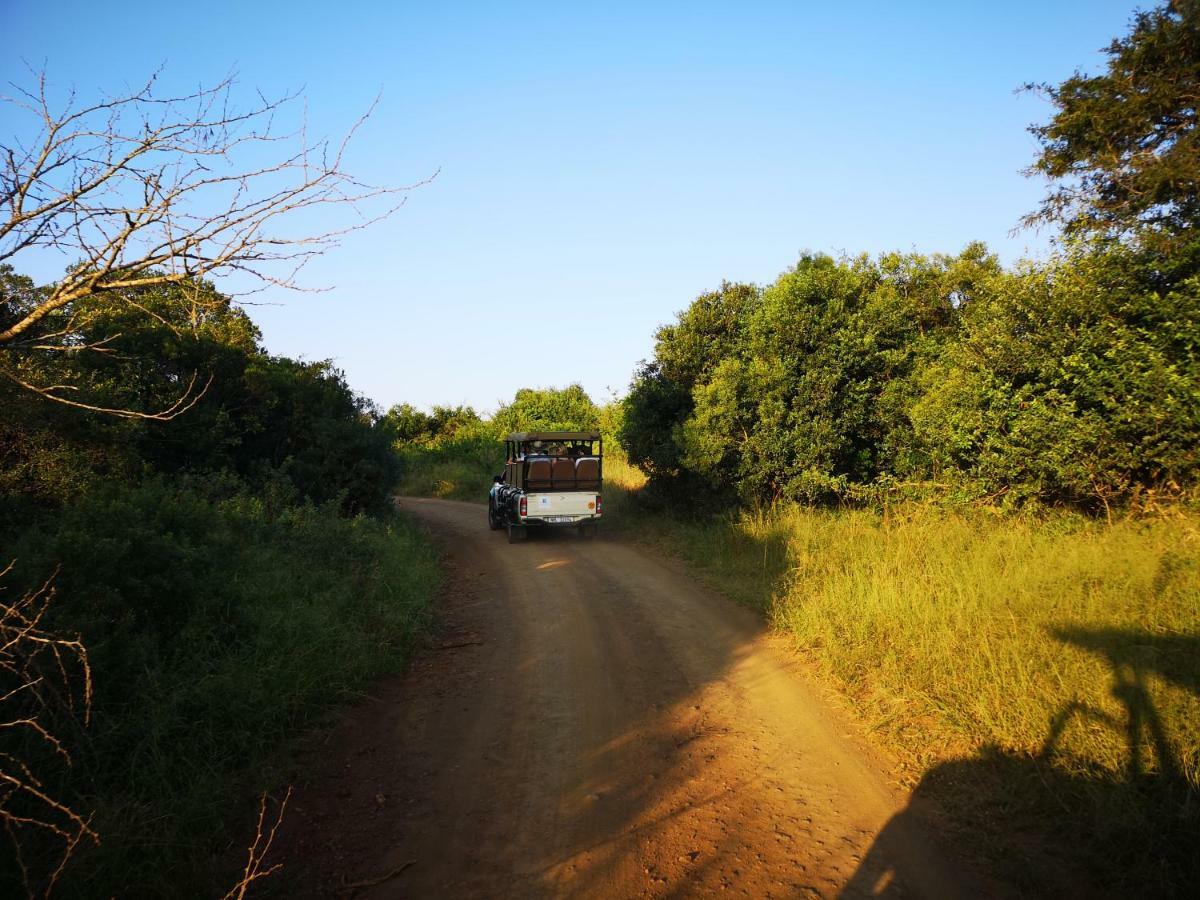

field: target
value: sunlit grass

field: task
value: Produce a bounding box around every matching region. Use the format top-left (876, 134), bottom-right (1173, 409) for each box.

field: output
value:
top-left (653, 500), bottom-right (1200, 890)
top-left (749, 506), bottom-right (1200, 782)
top-left (395, 439), bottom-right (647, 517)
top-left (396, 437), bottom-right (501, 501)
top-left (596, 454), bottom-right (645, 524)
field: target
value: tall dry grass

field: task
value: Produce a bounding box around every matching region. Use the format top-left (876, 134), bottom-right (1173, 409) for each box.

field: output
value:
top-left (756, 506), bottom-right (1199, 781)
top-left (655, 500), bottom-right (1199, 892)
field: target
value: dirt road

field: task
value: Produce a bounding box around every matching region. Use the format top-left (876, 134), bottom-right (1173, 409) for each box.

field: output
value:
top-left (271, 498), bottom-right (974, 898)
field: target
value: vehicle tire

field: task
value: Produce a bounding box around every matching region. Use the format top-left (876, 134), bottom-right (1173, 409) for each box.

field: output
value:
top-left (580, 521), bottom-right (597, 539)
top-left (488, 500), bottom-right (502, 530)
top-left (507, 523), bottom-right (526, 544)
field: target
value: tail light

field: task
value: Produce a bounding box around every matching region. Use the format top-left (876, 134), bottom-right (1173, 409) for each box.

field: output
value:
top-left (519, 496), bottom-right (527, 518)
top-left (595, 494), bottom-right (602, 515)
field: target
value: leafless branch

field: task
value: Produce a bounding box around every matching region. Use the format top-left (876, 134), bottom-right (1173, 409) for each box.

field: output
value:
top-left (0, 564), bottom-right (97, 898)
top-left (2, 369), bottom-right (212, 420)
top-left (221, 787), bottom-right (292, 900)
top-left (1, 67), bottom-right (431, 418)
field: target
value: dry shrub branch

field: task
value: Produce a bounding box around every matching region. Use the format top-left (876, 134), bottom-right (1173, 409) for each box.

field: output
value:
top-left (0, 562), bottom-right (96, 898)
top-left (222, 787), bottom-right (292, 900)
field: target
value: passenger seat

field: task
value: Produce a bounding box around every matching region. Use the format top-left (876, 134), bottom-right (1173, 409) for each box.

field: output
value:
top-left (575, 457), bottom-right (600, 490)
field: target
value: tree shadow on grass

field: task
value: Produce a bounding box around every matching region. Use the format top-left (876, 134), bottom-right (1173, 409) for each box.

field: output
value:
top-left (843, 628), bottom-right (1200, 898)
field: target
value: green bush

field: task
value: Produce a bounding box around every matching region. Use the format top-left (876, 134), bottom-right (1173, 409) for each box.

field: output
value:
top-left (1, 477), bottom-right (439, 897)
top-left (396, 435), bottom-right (503, 501)
top-left (619, 239), bottom-right (1200, 510)
top-left (910, 244), bottom-right (1200, 507)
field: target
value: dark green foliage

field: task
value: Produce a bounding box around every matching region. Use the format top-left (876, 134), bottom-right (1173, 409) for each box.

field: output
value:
top-left (231, 356), bottom-right (399, 516)
top-left (379, 403), bottom-right (483, 446)
top-left (1, 272), bottom-right (431, 893)
top-left (0, 277), bottom-right (398, 516)
top-left (1, 479), bottom-right (439, 897)
top-left (621, 239), bottom-right (1199, 509)
top-left (620, 362), bottom-right (694, 480)
top-left (911, 244), bottom-right (1200, 506)
top-left (1025, 1), bottom-right (1200, 244)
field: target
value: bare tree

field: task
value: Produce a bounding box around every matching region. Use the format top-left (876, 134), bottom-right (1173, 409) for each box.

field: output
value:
top-left (0, 67), bottom-right (426, 418)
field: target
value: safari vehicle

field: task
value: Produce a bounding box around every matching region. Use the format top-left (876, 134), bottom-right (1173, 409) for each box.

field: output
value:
top-left (489, 431), bottom-right (602, 542)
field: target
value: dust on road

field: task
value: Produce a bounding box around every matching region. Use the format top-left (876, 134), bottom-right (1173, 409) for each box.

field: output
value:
top-left (271, 498), bottom-right (976, 898)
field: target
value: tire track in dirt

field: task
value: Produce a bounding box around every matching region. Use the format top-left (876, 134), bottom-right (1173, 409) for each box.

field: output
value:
top-left (269, 498), bottom-right (983, 898)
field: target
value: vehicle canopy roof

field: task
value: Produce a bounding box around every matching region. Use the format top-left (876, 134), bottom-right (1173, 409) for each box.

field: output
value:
top-left (505, 430), bottom-right (601, 442)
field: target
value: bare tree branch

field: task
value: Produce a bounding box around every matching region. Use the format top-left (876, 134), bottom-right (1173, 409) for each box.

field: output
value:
top-left (1, 369), bottom-right (212, 420)
top-left (1, 68), bottom-right (431, 418)
top-left (0, 564), bottom-right (97, 898)
top-left (221, 787), bottom-right (292, 900)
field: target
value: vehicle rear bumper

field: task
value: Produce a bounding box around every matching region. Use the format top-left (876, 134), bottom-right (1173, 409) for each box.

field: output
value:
top-left (521, 515), bottom-right (599, 527)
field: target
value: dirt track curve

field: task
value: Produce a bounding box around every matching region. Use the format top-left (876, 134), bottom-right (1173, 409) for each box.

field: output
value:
top-left (270, 498), bottom-right (978, 898)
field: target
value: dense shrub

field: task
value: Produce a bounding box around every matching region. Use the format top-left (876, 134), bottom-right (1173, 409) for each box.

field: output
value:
top-left (490, 383), bottom-right (601, 435)
top-left (621, 247), bottom-right (1009, 505)
top-left (910, 244), bottom-right (1200, 507)
top-left (1, 477), bottom-right (439, 897)
top-left (0, 277), bottom-right (398, 516)
top-left (1, 273), bottom-right (427, 894)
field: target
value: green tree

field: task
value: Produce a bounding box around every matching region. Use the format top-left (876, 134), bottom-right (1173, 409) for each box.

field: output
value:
top-left (387, 404), bottom-right (485, 445)
top-left (1024, 1), bottom-right (1200, 246)
top-left (0, 272), bottom-right (400, 515)
top-left (491, 384), bottom-right (600, 434)
top-left (625, 250), bottom-right (996, 504)
top-left (1, 276), bottom-right (260, 506)
top-left (910, 244), bottom-right (1200, 507)
top-left (620, 282), bottom-right (759, 482)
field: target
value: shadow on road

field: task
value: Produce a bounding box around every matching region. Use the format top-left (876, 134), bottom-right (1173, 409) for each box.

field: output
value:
top-left (842, 627), bottom-right (1200, 898)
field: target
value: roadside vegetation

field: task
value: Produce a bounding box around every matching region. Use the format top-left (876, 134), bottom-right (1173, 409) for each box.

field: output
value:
top-left (640, 503), bottom-right (1198, 893)
top-left (395, 5), bottom-right (1200, 893)
top-left (0, 275), bottom-right (441, 896)
top-left (389, 384), bottom-right (621, 501)
top-left (0, 76), bottom-right (437, 895)
top-left (623, 6), bottom-right (1200, 890)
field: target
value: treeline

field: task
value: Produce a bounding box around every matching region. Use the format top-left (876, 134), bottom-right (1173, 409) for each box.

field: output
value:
top-left (624, 1), bottom-right (1200, 513)
top-left (381, 382), bottom-right (617, 446)
top-left (1, 267), bottom-right (399, 518)
top-left (0, 273), bottom-right (438, 895)
top-left (383, 384), bottom-right (623, 501)
top-left (620, 240), bottom-right (1200, 511)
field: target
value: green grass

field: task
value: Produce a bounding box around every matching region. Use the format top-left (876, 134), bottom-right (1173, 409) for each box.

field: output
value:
top-left (1, 478), bottom-right (441, 897)
top-left (395, 437), bottom-right (1200, 890)
top-left (632, 499), bottom-right (1200, 894)
top-left (396, 438), bottom-right (647, 521)
top-left (396, 436), bottom-right (501, 501)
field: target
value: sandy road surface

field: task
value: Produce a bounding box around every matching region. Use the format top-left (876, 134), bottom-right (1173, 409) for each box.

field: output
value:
top-left (271, 499), bottom-right (974, 898)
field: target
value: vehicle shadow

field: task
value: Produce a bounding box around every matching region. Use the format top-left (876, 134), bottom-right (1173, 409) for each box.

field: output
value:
top-left (841, 627), bottom-right (1200, 898)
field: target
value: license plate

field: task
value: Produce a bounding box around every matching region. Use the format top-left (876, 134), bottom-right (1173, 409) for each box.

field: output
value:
top-left (546, 516), bottom-right (573, 524)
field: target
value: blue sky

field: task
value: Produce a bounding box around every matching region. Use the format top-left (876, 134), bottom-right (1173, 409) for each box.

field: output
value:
top-left (1, 1), bottom-right (1140, 412)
